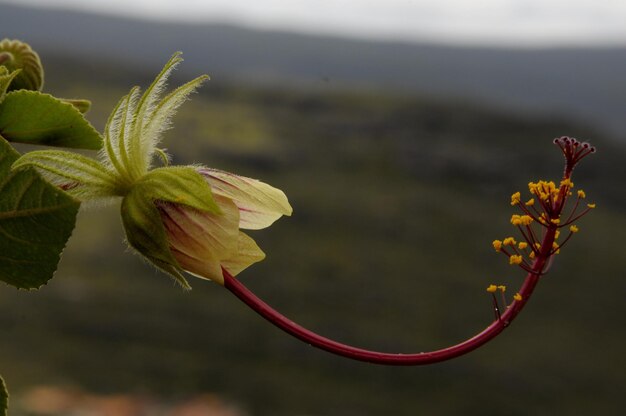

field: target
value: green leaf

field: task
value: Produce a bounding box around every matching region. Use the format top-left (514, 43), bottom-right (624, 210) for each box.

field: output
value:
top-left (0, 136), bottom-right (80, 289)
top-left (60, 98), bottom-right (92, 114)
top-left (0, 90), bottom-right (102, 150)
top-left (0, 375), bottom-right (7, 416)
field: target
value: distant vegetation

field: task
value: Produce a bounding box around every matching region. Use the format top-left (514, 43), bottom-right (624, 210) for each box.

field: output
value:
top-left (3, 1), bottom-right (626, 137)
top-left (1, 36), bottom-right (625, 416)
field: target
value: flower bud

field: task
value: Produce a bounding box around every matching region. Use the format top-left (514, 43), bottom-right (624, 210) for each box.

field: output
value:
top-left (0, 39), bottom-right (44, 92)
top-left (120, 166), bottom-right (291, 287)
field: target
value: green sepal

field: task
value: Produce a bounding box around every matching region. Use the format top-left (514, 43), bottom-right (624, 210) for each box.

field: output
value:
top-left (0, 90), bottom-right (102, 149)
top-left (120, 167), bottom-right (220, 289)
top-left (137, 166), bottom-right (220, 213)
top-left (121, 186), bottom-right (190, 289)
top-left (0, 374), bottom-right (7, 416)
top-left (0, 67), bottom-right (20, 103)
top-left (0, 136), bottom-right (80, 289)
top-left (11, 149), bottom-right (120, 201)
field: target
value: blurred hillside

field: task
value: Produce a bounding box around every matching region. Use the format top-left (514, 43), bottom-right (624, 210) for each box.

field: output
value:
top-left (1, 24), bottom-right (626, 416)
top-left (2, 1), bottom-right (626, 137)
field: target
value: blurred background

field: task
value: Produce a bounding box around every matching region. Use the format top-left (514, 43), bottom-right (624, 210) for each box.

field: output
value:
top-left (1, 1), bottom-right (625, 414)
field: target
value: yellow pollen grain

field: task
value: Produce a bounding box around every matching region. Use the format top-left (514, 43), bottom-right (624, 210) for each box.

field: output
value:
top-left (486, 284), bottom-right (497, 293)
top-left (513, 293), bottom-right (523, 301)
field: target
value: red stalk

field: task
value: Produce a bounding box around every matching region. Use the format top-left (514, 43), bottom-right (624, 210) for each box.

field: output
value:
top-left (222, 137), bottom-right (589, 365)
top-left (223, 227), bottom-right (554, 365)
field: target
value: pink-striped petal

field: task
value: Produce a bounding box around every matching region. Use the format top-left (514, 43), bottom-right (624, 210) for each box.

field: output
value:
top-left (199, 167), bottom-right (292, 230)
top-left (157, 195), bottom-right (239, 284)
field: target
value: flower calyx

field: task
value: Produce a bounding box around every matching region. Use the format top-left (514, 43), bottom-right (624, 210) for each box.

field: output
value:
top-left (121, 167), bottom-right (220, 289)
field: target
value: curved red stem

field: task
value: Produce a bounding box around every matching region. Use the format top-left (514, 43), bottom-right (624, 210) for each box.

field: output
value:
top-left (222, 228), bottom-right (555, 365)
top-left (222, 139), bottom-right (588, 365)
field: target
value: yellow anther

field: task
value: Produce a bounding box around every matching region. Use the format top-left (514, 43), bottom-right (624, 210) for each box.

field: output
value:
top-left (560, 178), bottom-right (574, 188)
top-left (509, 255), bottom-right (523, 265)
top-left (518, 242), bottom-right (528, 250)
top-left (550, 218), bottom-right (561, 225)
top-left (570, 225), bottom-right (579, 233)
top-left (513, 293), bottom-right (523, 301)
top-left (525, 198), bottom-right (535, 206)
top-left (577, 190), bottom-right (586, 199)
top-left (587, 203), bottom-right (596, 209)
top-left (511, 191), bottom-right (521, 205)
top-left (552, 242), bottom-right (560, 254)
top-left (498, 285), bottom-right (506, 292)
top-left (486, 284), bottom-right (498, 293)
top-left (503, 237), bottom-right (517, 246)
top-left (529, 251), bottom-right (536, 259)
top-left (555, 230), bottom-right (561, 240)
top-left (510, 214), bottom-right (522, 226)
top-left (492, 240), bottom-right (503, 252)
top-left (520, 215), bottom-right (533, 225)
top-left (527, 180), bottom-right (558, 202)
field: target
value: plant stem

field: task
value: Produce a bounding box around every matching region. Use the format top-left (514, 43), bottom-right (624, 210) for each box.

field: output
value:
top-left (223, 142), bottom-right (587, 366)
top-left (223, 227), bottom-right (555, 365)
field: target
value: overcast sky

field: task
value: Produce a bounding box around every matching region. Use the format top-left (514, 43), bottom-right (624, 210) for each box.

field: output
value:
top-left (7, 0), bottom-right (626, 46)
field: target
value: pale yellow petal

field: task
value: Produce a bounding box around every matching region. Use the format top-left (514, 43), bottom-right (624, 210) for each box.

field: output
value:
top-left (157, 195), bottom-right (240, 284)
top-left (200, 168), bottom-right (292, 230)
top-left (221, 232), bottom-right (266, 276)
top-left (170, 246), bottom-right (224, 284)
